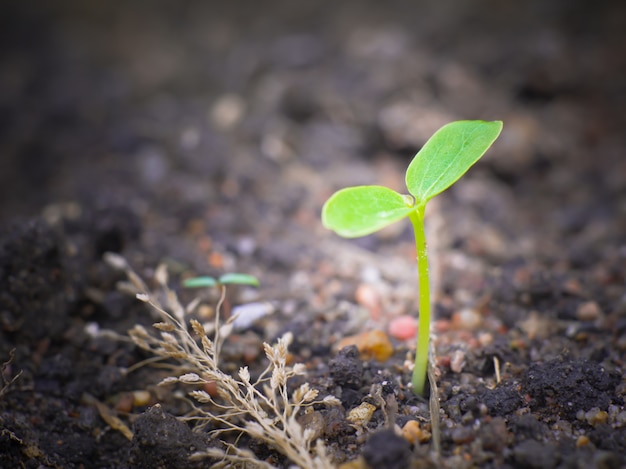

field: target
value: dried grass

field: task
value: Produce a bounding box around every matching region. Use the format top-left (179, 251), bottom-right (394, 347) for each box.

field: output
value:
top-left (106, 254), bottom-right (338, 468)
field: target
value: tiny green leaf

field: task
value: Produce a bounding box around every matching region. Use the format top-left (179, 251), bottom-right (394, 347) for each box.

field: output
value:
top-left (405, 120), bottom-right (503, 205)
top-left (183, 276), bottom-right (218, 288)
top-left (322, 185), bottom-right (415, 238)
top-left (218, 273), bottom-right (260, 287)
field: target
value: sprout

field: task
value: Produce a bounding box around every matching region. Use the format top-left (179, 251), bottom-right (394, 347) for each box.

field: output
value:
top-left (322, 120), bottom-right (502, 396)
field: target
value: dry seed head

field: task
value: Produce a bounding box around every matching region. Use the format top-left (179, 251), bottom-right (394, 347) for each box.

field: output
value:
top-left (160, 332), bottom-right (179, 345)
top-left (281, 331), bottom-right (294, 346)
top-left (189, 390), bottom-right (213, 403)
top-left (154, 263), bottom-right (168, 286)
top-left (129, 324), bottom-right (150, 339)
top-left (303, 388), bottom-right (319, 403)
top-left (263, 342), bottom-right (276, 363)
top-left (136, 293), bottom-right (150, 302)
top-left (323, 395), bottom-right (342, 406)
top-left (190, 319), bottom-right (206, 337)
top-left (271, 368), bottom-right (287, 390)
top-left (160, 341), bottom-right (177, 353)
top-left (118, 281), bottom-right (142, 296)
top-left (239, 367), bottom-right (251, 383)
top-left (292, 363), bottom-right (307, 376)
top-left (201, 336), bottom-right (213, 354)
top-left (153, 322), bottom-right (176, 332)
top-left (103, 252), bottom-right (128, 270)
top-left (185, 297), bottom-right (201, 315)
top-left (166, 290), bottom-right (185, 321)
top-left (179, 373), bottom-right (202, 383)
top-left (293, 383), bottom-right (311, 402)
top-left (130, 337), bottom-right (150, 350)
top-left (128, 270), bottom-right (147, 292)
top-left (158, 376), bottom-right (179, 386)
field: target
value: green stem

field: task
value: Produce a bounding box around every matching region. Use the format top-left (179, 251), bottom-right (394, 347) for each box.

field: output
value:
top-left (409, 206), bottom-right (430, 396)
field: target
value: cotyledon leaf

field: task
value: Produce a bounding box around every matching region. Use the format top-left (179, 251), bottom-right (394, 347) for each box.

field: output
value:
top-left (322, 185), bottom-right (415, 238)
top-left (218, 273), bottom-right (260, 287)
top-left (405, 120), bottom-right (502, 205)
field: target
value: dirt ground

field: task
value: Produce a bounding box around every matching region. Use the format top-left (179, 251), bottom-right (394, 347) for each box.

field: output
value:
top-left (1, 1), bottom-right (625, 468)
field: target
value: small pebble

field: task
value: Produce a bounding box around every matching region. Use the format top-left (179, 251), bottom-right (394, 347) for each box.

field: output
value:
top-left (132, 390), bottom-right (152, 407)
top-left (347, 402), bottom-right (376, 427)
top-left (576, 301), bottom-right (602, 321)
top-left (451, 308), bottom-right (482, 330)
top-left (477, 332), bottom-right (494, 347)
top-left (337, 330), bottom-right (394, 362)
top-left (355, 283), bottom-right (382, 320)
top-left (231, 302), bottom-right (274, 330)
top-left (451, 426), bottom-right (475, 444)
top-left (388, 315), bottom-right (418, 340)
top-left (576, 435), bottom-right (590, 448)
top-left (203, 380), bottom-right (218, 397)
top-left (114, 392), bottom-right (134, 413)
top-left (401, 419), bottom-right (431, 445)
top-left (450, 349), bottom-right (466, 373)
top-left (210, 94), bottom-right (246, 129)
top-left (584, 408), bottom-right (609, 426)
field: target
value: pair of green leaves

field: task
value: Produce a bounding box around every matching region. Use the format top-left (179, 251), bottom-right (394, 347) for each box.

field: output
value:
top-left (183, 273), bottom-right (260, 288)
top-left (322, 120), bottom-right (503, 237)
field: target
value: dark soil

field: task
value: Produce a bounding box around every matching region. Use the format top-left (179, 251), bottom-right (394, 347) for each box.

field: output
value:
top-left (1, 1), bottom-right (625, 468)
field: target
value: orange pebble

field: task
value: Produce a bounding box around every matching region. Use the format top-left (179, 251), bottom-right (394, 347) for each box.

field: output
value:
top-left (402, 419), bottom-right (431, 445)
top-left (203, 380), bottom-right (218, 397)
top-left (337, 330), bottom-right (394, 362)
top-left (208, 251), bottom-right (224, 268)
top-left (388, 315), bottom-right (418, 340)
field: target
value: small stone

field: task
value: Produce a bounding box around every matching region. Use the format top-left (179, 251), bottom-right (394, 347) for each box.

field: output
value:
top-left (388, 315), bottom-right (418, 340)
top-left (584, 408), bottom-right (609, 426)
top-left (337, 330), bottom-right (394, 362)
top-left (478, 332), bottom-right (494, 347)
top-left (450, 349), bottom-right (466, 373)
top-left (355, 283), bottom-right (382, 320)
top-left (576, 435), bottom-right (590, 447)
top-left (451, 426), bottom-right (475, 444)
top-left (562, 278), bottom-right (583, 296)
top-left (210, 94), bottom-right (246, 130)
top-left (401, 419), bottom-right (431, 445)
top-left (576, 301), bottom-right (602, 321)
top-left (114, 392), bottom-right (135, 413)
top-left (451, 308), bottom-right (483, 330)
top-left (203, 380), bottom-right (218, 397)
top-left (132, 390), bottom-right (152, 407)
top-left (347, 402), bottom-right (376, 427)
top-left (231, 302), bottom-right (274, 330)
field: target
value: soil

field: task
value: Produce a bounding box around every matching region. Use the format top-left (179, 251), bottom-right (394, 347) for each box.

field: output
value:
top-left (1, 1), bottom-right (625, 468)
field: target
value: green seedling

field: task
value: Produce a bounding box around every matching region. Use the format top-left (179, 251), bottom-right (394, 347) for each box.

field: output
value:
top-left (183, 273), bottom-right (260, 288)
top-left (322, 120), bottom-right (502, 396)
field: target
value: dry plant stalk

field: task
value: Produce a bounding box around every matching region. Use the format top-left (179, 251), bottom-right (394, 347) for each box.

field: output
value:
top-left (105, 253), bottom-right (337, 469)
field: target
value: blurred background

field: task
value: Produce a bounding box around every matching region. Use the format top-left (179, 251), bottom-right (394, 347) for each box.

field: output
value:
top-left (0, 0), bottom-right (624, 241)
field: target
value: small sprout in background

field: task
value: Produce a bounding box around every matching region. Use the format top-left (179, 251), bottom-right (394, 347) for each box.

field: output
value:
top-left (183, 273), bottom-right (260, 288)
top-left (183, 273), bottom-right (266, 330)
top-left (322, 120), bottom-right (503, 396)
